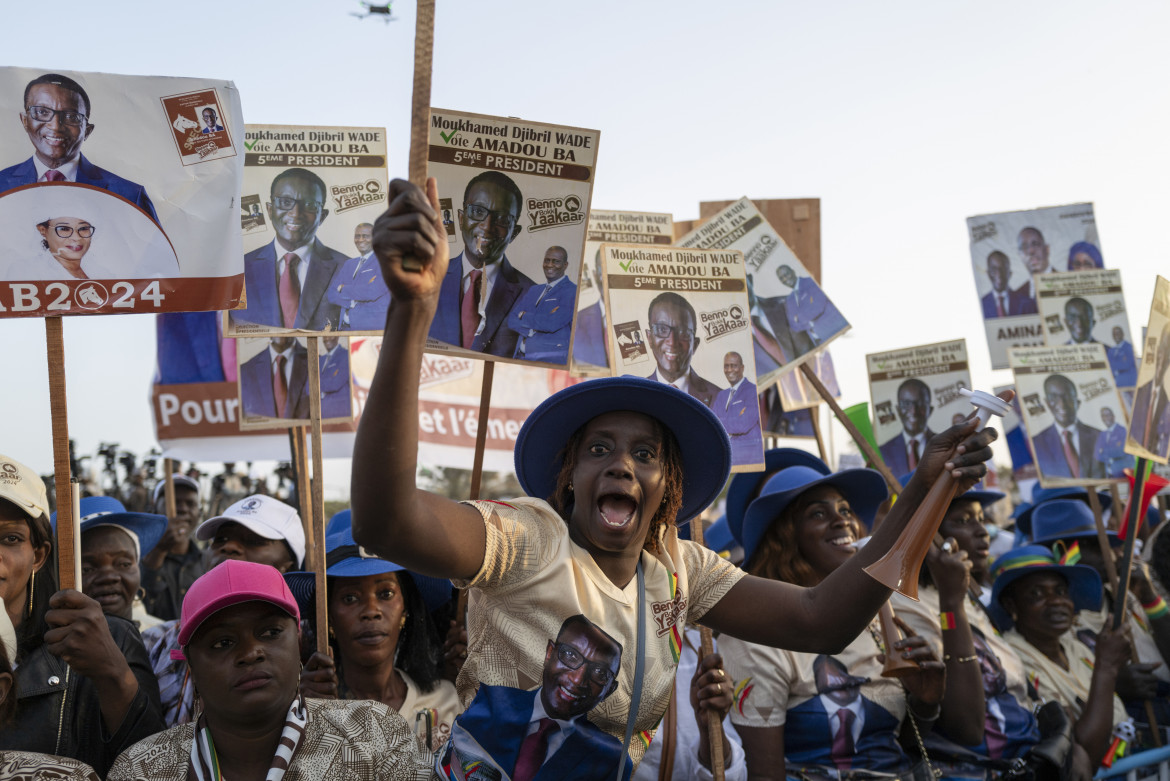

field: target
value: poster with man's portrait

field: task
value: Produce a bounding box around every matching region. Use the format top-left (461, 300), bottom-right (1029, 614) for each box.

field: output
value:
top-left (1125, 276), bottom-right (1170, 465)
top-left (867, 340), bottom-right (971, 479)
top-left (423, 108), bottom-right (600, 369)
top-left (677, 197), bottom-right (850, 389)
top-left (777, 349), bottom-right (841, 412)
top-left (760, 383), bottom-right (817, 439)
top-left (967, 203), bottom-right (1102, 369)
top-left (993, 383), bottom-right (1039, 486)
top-left (1010, 344), bottom-right (1132, 487)
top-left (0, 67), bottom-right (243, 318)
top-left (236, 335), bottom-right (354, 430)
top-left (1036, 269), bottom-right (1137, 390)
top-left (600, 244), bottom-right (763, 472)
top-left (571, 210), bottom-right (673, 377)
top-left (224, 125), bottom-right (389, 337)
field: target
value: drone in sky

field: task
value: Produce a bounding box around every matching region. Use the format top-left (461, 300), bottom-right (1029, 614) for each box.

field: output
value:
top-left (350, 2), bottom-right (396, 23)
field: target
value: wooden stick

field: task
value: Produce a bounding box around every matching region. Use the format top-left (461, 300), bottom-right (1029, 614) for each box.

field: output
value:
top-left (799, 363), bottom-right (901, 496)
top-left (809, 406), bottom-right (828, 463)
top-left (289, 428), bottom-right (311, 536)
top-left (402, 0), bottom-right (436, 271)
top-left (163, 459), bottom-right (176, 521)
top-left (1108, 484), bottom-right (1124, 528)
top-left (68, 478), bottom-right (81, 589)
top-left (45, 317), bottom-right (78, 590)
top-left (1086, 489), bottom-right (1119, 592)
top-left (468, 361), bottom-right (494, 501)
top-left (306, 338), bottom-right (329, 656)
top-left (690, 517), bottom-right (726, 781)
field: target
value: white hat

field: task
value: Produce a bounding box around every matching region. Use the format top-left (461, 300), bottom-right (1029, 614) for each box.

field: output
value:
top-left (152, 473), bottom-right (201, 504)
top-left (195, 495), bottom-right (305, 568)
top-left (0, 454), bottom-right (49, 520)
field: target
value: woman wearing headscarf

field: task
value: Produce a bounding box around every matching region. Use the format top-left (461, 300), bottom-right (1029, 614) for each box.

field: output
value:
top-left (348, 180), bottom-right (999, 781)
top-left (1066, 242), bottom-right (1104, 271)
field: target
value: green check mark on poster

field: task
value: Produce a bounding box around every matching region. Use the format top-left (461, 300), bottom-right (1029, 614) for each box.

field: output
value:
top-left (244, 139), bottom-right (258, 151)
top-left (618, 260), bottom-right (632, 272)
top-left (440, 130), bottom-right (458, 143)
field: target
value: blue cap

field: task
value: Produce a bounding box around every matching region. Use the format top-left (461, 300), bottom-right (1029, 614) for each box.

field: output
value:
top-left (53, 495), bottom-right (167, 559)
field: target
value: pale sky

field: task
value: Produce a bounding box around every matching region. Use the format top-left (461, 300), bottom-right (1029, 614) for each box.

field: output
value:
top-left (3, 0), bottom-right (1168, 495)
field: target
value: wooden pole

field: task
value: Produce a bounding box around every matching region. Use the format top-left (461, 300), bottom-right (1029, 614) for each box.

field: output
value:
top-left (45, 317), bottom-right (78, 590)
top-left (690, 517), bottom-right (726, 781)
top-left (289, 428), bottom-right (311, 535)
top-left (163, 458), bottom-right (176, 520)
top-left (799, 363), bottom-right (901, 496)
top-left (402, 0), bottom-right (436, 271)
top-left (306, 338), bottom-right (329, 656)
top-left (467, 361), bottom-right (495, 501)
top-left (1086, 489), bottom-right (1119, 591)
top-left (809, 406), bottom-right (828, 464)
top-left (1108, 484), bottom-right (1124, 528)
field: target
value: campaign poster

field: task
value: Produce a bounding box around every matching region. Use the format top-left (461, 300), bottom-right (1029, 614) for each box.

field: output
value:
top-left (1036, 269), bottom-right (1138, 390)
top-left (236, 335), bottom-right (354, 431)
top-left (225, 124), bottom-right (389, 337)
top-left (967, 203), bottom-right (1101, 369)
top-left (777, 349), bottom-right (841, 411)
top-left (0, 67), bottom-right (243, 318)
top-left (600, 244), bottom-right (763, 472)
top-left (759, 383), bottom-right (817, 439)
top-left (867, 340), bottom-right (971, 479)
top-left (571, 210), bottom-right (673, 377)
top-left (1125, 276), bottom-right (1170, 465)
top-left (1010, 344), bottom-right (1132, 487)
top-left (676, 198), bottom-right (849, 388)
top-left (994, 383), bottom-right (1039, 486)
top-left (423, 108), bottom-right (599, 368)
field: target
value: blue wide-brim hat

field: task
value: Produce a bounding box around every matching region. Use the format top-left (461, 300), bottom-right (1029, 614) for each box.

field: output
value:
top-left (1029, 500), bottom-right (1120, 547)
top-left (898, 472), bottom-right (1005, 513)
top-left (726, 449), bottom-right (831, 549)
top-left (705, 515), bottom-right (737, 556)
top-left (285, 526), bottom-right (452, 614)
top-left (988, 544), bottom-right (1102, 629)
top-left (736, 465), bottom-right (889, 566)
top-left (1014, 487), bottom-right (1112, 536)
top-left (52, 495), bottom-right (167, 559)
top-left (514, 376), bottom-right (731, 523)
top-left (326, 509), bottom-right (351, 536)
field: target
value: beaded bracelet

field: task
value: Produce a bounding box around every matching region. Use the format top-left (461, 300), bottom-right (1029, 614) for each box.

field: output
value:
top-left (943, 653), bottom-right (978, 663)
top-left (939, 611), bottom-right (957, 630)
top-left (1143, 596), bottom-right (1169, 620)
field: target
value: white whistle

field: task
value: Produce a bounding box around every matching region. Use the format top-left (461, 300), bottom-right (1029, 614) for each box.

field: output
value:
top-left (959, 388), bottom-right (1010, 431)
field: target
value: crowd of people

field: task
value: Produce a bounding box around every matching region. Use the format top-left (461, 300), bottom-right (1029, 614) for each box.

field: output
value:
top-left (2, 179), bottom-right (1168, 780)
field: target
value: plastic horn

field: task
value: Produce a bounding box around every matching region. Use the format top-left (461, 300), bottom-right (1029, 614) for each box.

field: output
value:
top-left (864, 389), bottom-right (1010, 599)
top-left (877, 602), bottom-right (919, 678)
top-left (1117, 463), bottom-right (1168, 541)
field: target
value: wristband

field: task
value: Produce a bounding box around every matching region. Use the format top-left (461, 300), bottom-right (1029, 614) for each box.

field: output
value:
top-left (1143, 596), bottom-right (1168, 619)
top-left (939, 611), bottom-right (957, 630)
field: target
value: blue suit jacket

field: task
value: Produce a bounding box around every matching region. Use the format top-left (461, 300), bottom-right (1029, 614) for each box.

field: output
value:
top-left (647, 368), bottom-right (720, 408)
top-left (784, 695), bottom-right (905, 772)
top-left (156, 312), bottom-right (224, 384)
top-left (507, 277), bottom-right (577, 363)
top-left (981, 288), bottom-right (1035, 319)
top-left (1031, 422), bottom-right (1105, 480)
top-left (715, 379), bottom-right (762, 464)
top-left (572, 301), bottom-right (608, 368)
top-left (319, 347), bottom-right (351, 419)
top-left (236, 239), bottom-right (346, 330)
top-left (447, 684), bottom-right (630, 781)
top-left (1093, 424), bottom-right (1130, 478)
top-left (431, 252), bottom-right (535, 356)
top-left (878, 430), bottom-right (934, 477)
top-left (326, 253), bottom-right (389, 331)
top-left (0, 154), bottom-right (158, 222)
top-left (1130, 380), bottom-right (1170, 458)
top-left (1106, 341), bottom-right (1138, 387)
top-left (786, 277), bottom-right (847, 344)
top-left (240, 344), bottom-right (309, 419)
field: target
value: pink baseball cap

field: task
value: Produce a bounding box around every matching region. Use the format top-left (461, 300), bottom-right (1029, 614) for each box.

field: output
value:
top-left (172, 560), bottom-right (300, 657)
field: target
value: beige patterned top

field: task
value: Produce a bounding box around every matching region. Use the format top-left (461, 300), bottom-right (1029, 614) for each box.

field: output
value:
top-left (0, 751), bottom-right (100, 780)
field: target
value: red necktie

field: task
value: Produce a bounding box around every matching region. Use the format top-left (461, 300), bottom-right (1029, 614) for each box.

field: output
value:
top-left (461, 268), bottom-right (482, 349)
top-left (1062, 430), bottom-right (1080, 478)
top-left (43, 170), bottom-right (65, 182)
top-left (512, 717), bottom-right (556, 781)
top-left (995, 294), bottom-right (1006, 317)
top-left (273, 355), bottom-right (288, 417)
top-left (831, 708), bottom-right (855, 770)
top-left (908, 439), bottom-right (920, 470)
top-left (278, 253), bottom-right (301, 328)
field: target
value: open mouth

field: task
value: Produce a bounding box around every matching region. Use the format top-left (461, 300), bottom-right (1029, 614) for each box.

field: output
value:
top-left (828, 533), bottom-right (856, 549)
top-left (598, 494), bottom-right (637, 530)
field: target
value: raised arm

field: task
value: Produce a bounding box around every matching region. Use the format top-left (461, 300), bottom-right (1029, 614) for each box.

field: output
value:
top-left (350, 179), bottom-right (486, 580)
top-left (703, 418), bottom-right (998, 653)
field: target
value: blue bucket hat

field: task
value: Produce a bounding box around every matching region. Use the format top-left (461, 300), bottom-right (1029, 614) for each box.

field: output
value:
top-left (284, 525), bottom-right (452, 614)
top-left (514, 376), bottom-right (731, 523)
top-left (52, 495), bottom-right (167, 560)
top-left (1013, 487), bottom-right (1111, 536)
top-left (1029, 500), bottom-right (1120, 547)
top-left (705, 515), bottom-right (737, 556)
top-left (736, 466), bottom-right (889, 566)
top-left (326, 509), bottom-right (351, 536)
top-left (988, 544), bottom-right (1103, 629)
top-left (726, 449), bottom-right (831, 549)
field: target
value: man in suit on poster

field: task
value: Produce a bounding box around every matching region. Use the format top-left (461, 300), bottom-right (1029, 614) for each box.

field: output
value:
top-left (327, 222), bottom-right (390, 331)
top-left (644, 292), bottom-right (720, 407)
top-left (508, 245), bottom-right (576, 363)
top-left (1107, 325), bottom-right (1138, 388)
top-left (779, 264), bottom-right (847, 349)
top-left (234, 168), bottom-right (346, 331)
top-left (430, 171), bottom-right (534, 356)
top-left (0, 72), bottom-right (158, 220)
top-left (1063, 298), bottom-right (1100, 345)
top-left (240, 336), bottom-right (309, 420)
top-left (879, 378), bottom-right (936, 476)
top-left (1093, 407), bottom-right (1130, 478)
top-left (980, 251), bottom-right (1036, 318)
top-left (1014, 226), bottom-right (1056, 305)
top-left (1131, 322), bottom-right (1170, 459)
top-left (713, 351), bottom-right (762, 464)
top-left (573, 251), bottom-right (609, 369)
top-left (200, 107), bottom-right (224, 133)
top-left (1031, 373), bottom-right (1105, 480)
top-left (318, 336), bottom-right (351, 419)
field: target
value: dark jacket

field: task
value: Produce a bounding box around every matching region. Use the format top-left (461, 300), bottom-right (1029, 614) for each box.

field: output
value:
top-left (0, 614), bottom-right (164, 777)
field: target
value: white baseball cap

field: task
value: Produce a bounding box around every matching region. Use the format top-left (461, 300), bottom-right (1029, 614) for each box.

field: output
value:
top-left (0, 454), bottom-right (49, 520)
top-left (195, 495), bottom-right (305, 568)
top-left (152, 473), bottom-right (201, 505)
